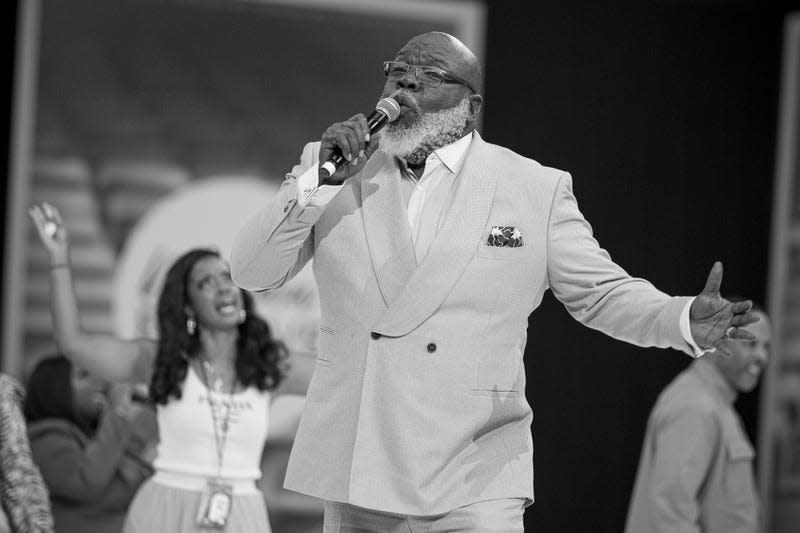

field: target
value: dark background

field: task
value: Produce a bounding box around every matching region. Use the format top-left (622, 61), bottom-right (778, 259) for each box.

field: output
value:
top-left (483, 1), bottom-right (792, 531)
top-left (1, 1), bottom-right (796, 532)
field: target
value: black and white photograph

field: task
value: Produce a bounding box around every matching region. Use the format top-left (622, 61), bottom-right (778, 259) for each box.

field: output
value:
top-left (0, 1), bottom-right (797, 532)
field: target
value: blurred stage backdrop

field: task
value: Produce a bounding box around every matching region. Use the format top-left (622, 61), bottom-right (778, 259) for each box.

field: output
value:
top-left (3, 0), bottom-right (485, 530)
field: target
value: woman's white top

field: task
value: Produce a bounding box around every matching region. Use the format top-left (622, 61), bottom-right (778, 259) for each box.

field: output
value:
top-left (153, 366), bottom-right (269, 487)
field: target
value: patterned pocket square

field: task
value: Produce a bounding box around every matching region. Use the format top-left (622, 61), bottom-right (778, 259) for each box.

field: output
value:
top-left (488, 226), bottom-right (524, 247)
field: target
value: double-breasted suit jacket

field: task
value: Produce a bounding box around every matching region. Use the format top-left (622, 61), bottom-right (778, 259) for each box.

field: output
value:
top-left (231, 132), bottom-right (695, 515)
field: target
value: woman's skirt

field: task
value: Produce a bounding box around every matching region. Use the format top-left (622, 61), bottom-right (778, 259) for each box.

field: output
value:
top-left (123, 477), bottom-right (271, 533)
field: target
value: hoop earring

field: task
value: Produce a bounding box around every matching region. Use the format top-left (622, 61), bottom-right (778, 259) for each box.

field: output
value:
top-left (238, 309), bottom-right (247, 324)
top-left (186, 316), bottom-right (196, 335)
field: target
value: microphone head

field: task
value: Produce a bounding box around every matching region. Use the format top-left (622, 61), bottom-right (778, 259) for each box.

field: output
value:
top-left (375, 97), bottom-right (401, 122)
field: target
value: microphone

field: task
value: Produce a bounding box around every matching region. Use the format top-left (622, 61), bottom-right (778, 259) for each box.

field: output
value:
top-left (319, 97), bottom-right (401, 179)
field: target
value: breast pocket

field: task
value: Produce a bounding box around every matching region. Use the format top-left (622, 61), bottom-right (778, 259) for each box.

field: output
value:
top-left (723, 434), bottom-right (757, 505)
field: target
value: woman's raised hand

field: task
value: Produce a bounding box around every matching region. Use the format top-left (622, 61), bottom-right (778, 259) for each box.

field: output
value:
top-left (108, 383), bottom-right (148, 423)
top-left (28, 202), bottom-right (69, 263)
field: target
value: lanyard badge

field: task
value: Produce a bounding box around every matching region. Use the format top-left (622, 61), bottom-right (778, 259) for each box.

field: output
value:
top-left (197, 480), bottom-right (233, 529)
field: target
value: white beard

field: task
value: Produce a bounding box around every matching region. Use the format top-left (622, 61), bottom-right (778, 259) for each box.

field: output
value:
top-left (379, 97), bottom-right (471, 166)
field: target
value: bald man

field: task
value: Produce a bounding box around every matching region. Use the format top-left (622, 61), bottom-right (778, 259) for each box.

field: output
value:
top-left (231, 32), bottom-right (757, 532)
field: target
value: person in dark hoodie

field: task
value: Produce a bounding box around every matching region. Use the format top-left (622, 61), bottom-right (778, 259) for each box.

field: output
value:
top-left (24, 356), bottom-right (157, 533)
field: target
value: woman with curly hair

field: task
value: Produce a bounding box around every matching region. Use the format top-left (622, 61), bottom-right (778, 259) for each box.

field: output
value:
top-left (29, 202), bottom-right (305, 533)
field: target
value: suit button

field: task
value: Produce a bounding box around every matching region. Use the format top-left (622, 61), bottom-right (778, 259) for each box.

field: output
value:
top-left (427, 343), bottom-right (437, 353)
top-left (370, 332), bottom-right (381, 340)
top-left (283, 204), bottom-right (289, 212)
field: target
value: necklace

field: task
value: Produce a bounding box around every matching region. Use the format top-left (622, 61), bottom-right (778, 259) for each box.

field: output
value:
top-left (202, 359), bottom-right (226, 393)
top-left (199, 359), bottom-right (234, 457)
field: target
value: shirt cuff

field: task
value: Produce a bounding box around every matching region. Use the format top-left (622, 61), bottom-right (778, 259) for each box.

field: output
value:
top-left (680, 296), bottom-right (715, 357)
top-left (296, 164), bottom-right (344, 209)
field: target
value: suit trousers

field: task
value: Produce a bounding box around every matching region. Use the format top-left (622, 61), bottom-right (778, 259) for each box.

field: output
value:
top-left (322, 498), bottom-right (526, 533)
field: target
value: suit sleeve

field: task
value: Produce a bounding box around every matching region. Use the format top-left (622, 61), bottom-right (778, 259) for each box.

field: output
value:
top-left (647, 408), bottom-right (718, 533)
top-left (230, 142), bottom-right (324, 292)
top-left (547, 172), bottom-right (695, 355)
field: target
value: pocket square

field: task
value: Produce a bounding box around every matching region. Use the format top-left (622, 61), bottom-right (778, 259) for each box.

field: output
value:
top-left (487, 226), bottom-right (523, 247)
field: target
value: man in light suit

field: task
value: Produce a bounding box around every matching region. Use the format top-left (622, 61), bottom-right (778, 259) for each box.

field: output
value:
top-left (624, 304), bottom-right (771, 533)
top-left (230, 32), bottom-right (758, 532)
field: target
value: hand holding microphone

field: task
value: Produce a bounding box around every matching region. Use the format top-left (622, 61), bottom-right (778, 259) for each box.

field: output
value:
top-left (318, 97), bottom-right (400, 185)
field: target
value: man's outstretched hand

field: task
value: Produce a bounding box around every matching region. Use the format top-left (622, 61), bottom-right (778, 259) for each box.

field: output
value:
top-left (689, 261), bottom-right (760, 356)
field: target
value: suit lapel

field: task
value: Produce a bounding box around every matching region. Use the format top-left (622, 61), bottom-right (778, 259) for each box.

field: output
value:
top-left (360, 152), bottom-right (417, 307)
top-left (373, 133), bottom-right (499, 336)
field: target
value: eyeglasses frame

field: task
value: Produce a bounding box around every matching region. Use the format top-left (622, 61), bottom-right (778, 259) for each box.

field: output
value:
top-left (383, 60), bottom-right (478, 95)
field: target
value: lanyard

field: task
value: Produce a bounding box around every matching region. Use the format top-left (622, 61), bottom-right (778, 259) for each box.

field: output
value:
top-left (200, 360), bottom-right (234, 479)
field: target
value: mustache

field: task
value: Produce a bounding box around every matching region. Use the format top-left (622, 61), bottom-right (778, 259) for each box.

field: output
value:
top-left (389, 90), bottom-right (420, 113)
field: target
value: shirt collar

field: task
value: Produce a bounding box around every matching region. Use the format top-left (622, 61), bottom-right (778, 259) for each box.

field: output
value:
top-left (691, 358), bottom-right (738, 404)
top-left (397, 131), bottom-right (474, 176)
top-left (431, 131), bottom-right (473, 174)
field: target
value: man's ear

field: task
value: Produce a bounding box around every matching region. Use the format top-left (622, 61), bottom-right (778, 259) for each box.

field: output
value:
top-left (468, 94), bottom-right (483, 121)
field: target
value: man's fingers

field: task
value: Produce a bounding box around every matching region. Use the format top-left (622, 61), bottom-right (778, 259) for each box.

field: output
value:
top-left (727, 328), bottom-right (757, 341)
top-left (341, 117), bottom-right (366, 157)
top-left (343, 124), bottom-right (365, 161)
top-left (329, 130), bottom-right (356, 161)
top-left (322, 125), bottom-right (358, 160)
top-left (701, 261), bottom-right (723, 296)
top-left (328, 130), bottom-right (350, 160)
top-left (349, 115), bottom-right (369, 152)
top-left (730, 312), bottom-right (759, 327)
top-left (346, 113), bottom-right (371, 143)
top-left (730, 300), bottom-right (754, 314)
top-left (346, 129), bottom-right (362, 161)
top-left (328, 116), bottom-right (369, 156)
top-left (351, 125), bottom-right (366, 157)
top-left (318, 114), bottom-right (383, 181)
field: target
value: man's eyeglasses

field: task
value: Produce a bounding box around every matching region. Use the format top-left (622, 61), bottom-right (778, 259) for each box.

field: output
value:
top-left (383, 61), bottom-right (477, 94)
